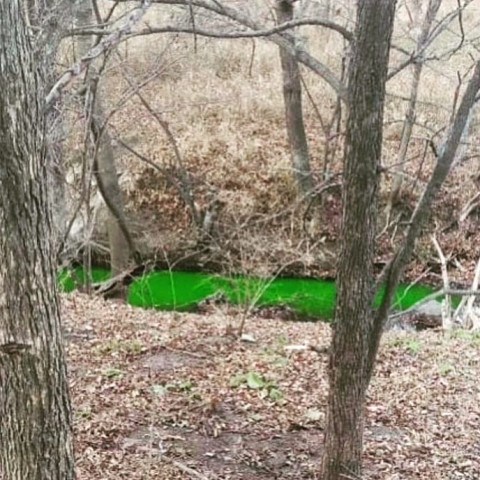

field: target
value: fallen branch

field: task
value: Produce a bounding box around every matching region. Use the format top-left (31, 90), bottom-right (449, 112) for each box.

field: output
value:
top-left (160, 454), bottom-right (214, 480)
top-left (92, 265), bottom-right (140, 295)
top-left (163, 345), bottom-right (210, 360)
top-left (388, 287), bottom-right (480, 322)
top-left (284, 344), bottom-right (329, 355)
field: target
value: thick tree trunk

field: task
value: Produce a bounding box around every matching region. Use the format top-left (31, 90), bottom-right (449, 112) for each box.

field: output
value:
top-left (0, 3), bottom-right (74, 480)
top-left (320, 1), bottom-right (397, 479)
top-left (276, 0), bottom-right (314, 195)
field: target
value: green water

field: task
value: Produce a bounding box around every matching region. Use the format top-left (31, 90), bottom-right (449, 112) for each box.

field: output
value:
top-left (58, 266), bottom-right (111, 293)
top-left (128, 273), bottom-right (340, 318)
top-left (59, 267), bottom-right (442, 320)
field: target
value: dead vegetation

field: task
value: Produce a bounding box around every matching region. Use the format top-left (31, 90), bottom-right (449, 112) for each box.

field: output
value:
top-left (64, 293), bottom-right (480, 479)
top-left (59, 0), bottom-right (480, 284)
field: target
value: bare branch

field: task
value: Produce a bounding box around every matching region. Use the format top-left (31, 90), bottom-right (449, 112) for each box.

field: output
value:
top-left (71, 17), bottom-right (353, 41)
top-left (45, 0), bottom-right (152, 108)
top-left (388, 0), bottom-right (475, 79)
top-left (188, 0), bottom-right (198, 52)
top-left (113, 138), bottom-right (199, 223)
top-left (108, 0), bottom-right (348, 100)
top-left (115, 61), bottom-right (202, 226)
top-left (366, 58), bottom-right (480, 381)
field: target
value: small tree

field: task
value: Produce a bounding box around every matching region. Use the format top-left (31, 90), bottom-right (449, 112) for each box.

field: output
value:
top-left (74, 0), bottom-right (136, 282)
top-left (275, 0), bottom-right (314, 194)
top-left (0, 2), bottom-right (74, 479)
top-left (385, 0), bottom-right (442, 225)
top-left (320, 1), bottom-right (398, 477)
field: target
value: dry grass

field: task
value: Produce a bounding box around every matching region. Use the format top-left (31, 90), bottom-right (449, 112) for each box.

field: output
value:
top-left (60, 0), bottom-right (480, 280)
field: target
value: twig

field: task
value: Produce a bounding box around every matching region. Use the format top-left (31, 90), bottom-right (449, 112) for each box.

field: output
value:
top-left (46, 0), bottom-right (152, 107)
top-left (431, 235), bottom-right (452, 328)
top-left (248, 39), bottom-right (256, 77)
top-left (391, 267), bottom-right (433, 307)
top-left (163, 345), bottom-right (209, 360)
top-left (188, 0), bottom-right (198, 53)
top-left (160, 454), bottom-right (214, 480)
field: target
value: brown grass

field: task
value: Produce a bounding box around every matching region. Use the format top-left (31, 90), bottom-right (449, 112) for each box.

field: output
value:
top-left (61, 0), bottom-right (480, 281)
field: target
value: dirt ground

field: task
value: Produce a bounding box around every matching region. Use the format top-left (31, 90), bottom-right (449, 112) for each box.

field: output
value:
top-left (64, 293), bottom-right (480, 479)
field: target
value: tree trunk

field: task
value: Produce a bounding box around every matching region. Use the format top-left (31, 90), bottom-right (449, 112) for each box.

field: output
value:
top-left (385, 0), bottom-right (442, 224)
top-left (0, 2), bottom-right (74, 479)
top-left (276, 0), bottom-right (314, 195)
top-left (320, 1), bottom-right (397, 479)
top-left (367, 59), bottom-right (480, 383)
top-left (75, 0), bottom-right (133, 280)
top-left (92, 116), bottom-right (133, 279)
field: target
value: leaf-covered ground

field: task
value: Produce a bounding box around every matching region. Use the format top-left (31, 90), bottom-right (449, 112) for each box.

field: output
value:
top-left (64, 293), bottom-right (480, 479)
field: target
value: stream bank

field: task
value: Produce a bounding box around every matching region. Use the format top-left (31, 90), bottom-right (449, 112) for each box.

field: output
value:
top-left (59, 267), bottom-right (446, 321)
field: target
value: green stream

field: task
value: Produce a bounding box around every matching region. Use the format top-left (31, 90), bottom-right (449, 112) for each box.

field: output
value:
top-left (59, 267), bottom-right (442, 320)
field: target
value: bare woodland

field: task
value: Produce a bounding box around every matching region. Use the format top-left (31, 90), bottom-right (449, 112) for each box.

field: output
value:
top-left (1, 0), bottom-right (480, 479)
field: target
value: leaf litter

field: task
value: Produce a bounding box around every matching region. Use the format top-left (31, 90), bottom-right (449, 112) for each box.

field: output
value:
top-left (63, 293), bottom-right (480, 479)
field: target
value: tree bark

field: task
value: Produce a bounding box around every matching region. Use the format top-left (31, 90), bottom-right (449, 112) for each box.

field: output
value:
top-left (0, 2), bottom-right (74, 479)
top-left (367, 58), bottom-right (480, 383)
top-left (75, 0), bottom-right (134, 280)
top-left (276, 0), bottom-right (315, 195)
top-left (320, 1), bottom-right (397, 479)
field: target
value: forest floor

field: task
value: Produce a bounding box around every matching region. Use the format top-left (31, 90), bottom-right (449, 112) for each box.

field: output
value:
top-left (65, 292), bottom-right (480, 480)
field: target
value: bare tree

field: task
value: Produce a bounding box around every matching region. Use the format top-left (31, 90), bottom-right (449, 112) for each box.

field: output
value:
top-left (276, 0), bottom-right (314, 194)
top-left (385, 0), bottom-right (442, 225)
top-left (320, 1), bottom-right (397, 477)
top-left (368, 59), bottom-right (480, 380)
top-left (74, 0), bottom-right (136, 284)
top-left (322, 1), bottom-right (480, 477)
top-left (0, 2), bottom-right (74, 479)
